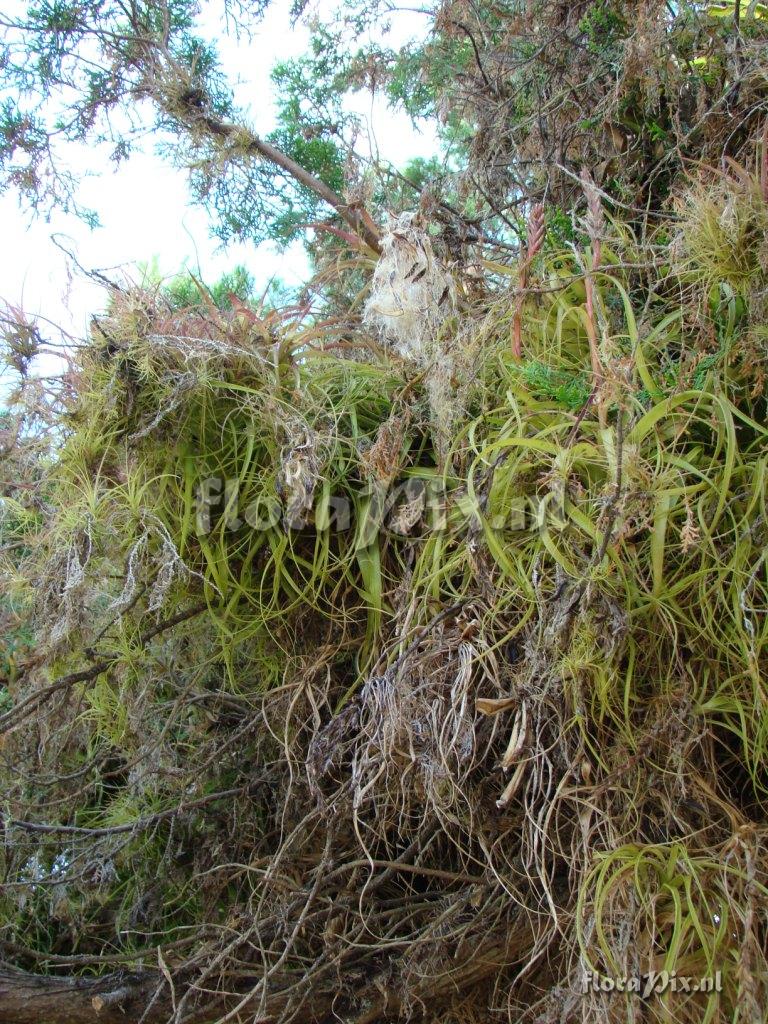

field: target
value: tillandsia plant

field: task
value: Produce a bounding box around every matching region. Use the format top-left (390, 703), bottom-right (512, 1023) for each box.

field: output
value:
top-left (2, 143), bottom-right (768, 1023)
top-left (579, 170), bottom-right (606, 425)
top-left (511, 203), bottom-right (545, 361)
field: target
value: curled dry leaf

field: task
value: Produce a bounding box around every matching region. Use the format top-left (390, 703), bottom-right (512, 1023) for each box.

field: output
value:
top-left (496, 760), bottom-right (529, 809)
top-left (475, 695), bottom-right (518, 716)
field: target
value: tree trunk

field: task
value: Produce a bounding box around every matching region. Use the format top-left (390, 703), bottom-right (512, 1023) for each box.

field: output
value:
top-left (0, 903), bottom-right (540, 1024)
top-left (0, 966), bottom-right (173, 1024)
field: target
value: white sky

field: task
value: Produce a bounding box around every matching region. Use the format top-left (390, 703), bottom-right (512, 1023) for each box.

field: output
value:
top-left (0, 2), bottom-right (436, 359)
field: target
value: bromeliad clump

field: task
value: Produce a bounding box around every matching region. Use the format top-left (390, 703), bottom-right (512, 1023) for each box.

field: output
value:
top-left (2, 154), bottom-right (768, 1024)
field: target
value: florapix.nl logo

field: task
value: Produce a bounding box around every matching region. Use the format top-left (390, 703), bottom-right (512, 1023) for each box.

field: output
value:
top-left (582, 969), bottom-right (723, 997)
top-left (192, 472), bottom-right (573, 547)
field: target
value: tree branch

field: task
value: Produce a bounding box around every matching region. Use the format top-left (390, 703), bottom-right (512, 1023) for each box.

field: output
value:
top-left (166, 90), bottom-right (382, 254)
top-left (0, 966), bottom-right (170, 1024)
top-left (0, 897), bottom-right (544, 1024)
top-left (0, 602), bottom-right (210, 736)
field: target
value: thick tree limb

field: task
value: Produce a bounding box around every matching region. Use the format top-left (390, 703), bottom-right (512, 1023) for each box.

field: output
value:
top-left (0, 966), bottom-right (171, 1024)
top-left (0, 901), bottom-right (543, 1024)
